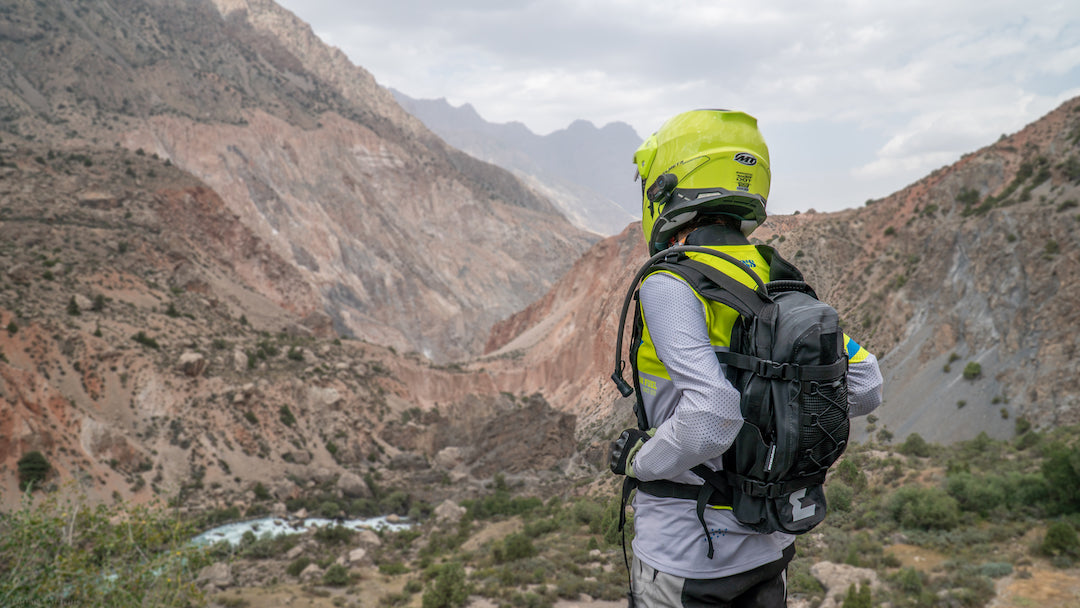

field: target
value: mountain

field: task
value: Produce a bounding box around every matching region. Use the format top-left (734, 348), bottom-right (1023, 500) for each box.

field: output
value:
top-left (392, 91), bottom-right (641, 236)
top-left (0, 0), bottom-right (604, 509)
top-left (0, 139), bottom-right (587, 510)
top-left (0, 0), bottom-right (597, 362)
top-left (485, 97), bottom-right (1080, 446)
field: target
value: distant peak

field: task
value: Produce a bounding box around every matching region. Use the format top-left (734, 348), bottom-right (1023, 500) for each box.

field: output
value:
top-left (566, 119), bottom-right (597, 131)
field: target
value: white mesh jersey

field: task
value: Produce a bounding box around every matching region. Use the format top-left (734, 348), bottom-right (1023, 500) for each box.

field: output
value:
top-left (631, 271), bottom-right (883, 580)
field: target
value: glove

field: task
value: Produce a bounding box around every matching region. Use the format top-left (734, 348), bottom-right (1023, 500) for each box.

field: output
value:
top-left (609, 428), bottom-right (655, 477)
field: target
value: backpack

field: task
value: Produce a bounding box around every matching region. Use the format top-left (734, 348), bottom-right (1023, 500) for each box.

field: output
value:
top-left (611, 244), bottom-right (849, 549)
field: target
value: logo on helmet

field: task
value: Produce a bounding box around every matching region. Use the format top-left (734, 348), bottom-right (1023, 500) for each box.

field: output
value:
top-left (733, 153), bottom-right (757, 166)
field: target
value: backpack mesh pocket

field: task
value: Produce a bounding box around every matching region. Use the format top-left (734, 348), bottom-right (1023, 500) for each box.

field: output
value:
top-left (797, 378), bottom-right (849, 475)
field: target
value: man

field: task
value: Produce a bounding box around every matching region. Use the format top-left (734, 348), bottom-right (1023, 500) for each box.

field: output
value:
top-left (611, 109), bottom-right (883, 607)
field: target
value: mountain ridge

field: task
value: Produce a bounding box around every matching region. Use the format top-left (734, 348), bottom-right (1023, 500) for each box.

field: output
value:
top-left (392, 90), bottom-right (640, 236)
top-left (0, 0), bottom-right (596, 361)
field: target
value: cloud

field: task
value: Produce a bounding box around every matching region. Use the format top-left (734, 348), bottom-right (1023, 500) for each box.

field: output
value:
top-left (276, 0), bottom-right (1080, 211)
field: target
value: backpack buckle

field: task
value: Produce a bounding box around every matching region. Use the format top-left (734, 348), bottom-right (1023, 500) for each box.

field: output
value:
top-left (740, 479), bottom-right (783, 498)
top-left (755, 360), bottom-right (797, 380)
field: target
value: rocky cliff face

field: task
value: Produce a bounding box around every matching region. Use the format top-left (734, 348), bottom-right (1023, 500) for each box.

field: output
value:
top-left (0, 142), bottom-right (580, 509)
top-left (0, 0), bottom-right (596, 361)
top-left (487, 97), bottom-right (1080, 446)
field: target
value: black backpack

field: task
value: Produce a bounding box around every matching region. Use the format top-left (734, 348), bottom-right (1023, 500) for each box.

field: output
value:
top-left (611, 244), bottom-right (849, 550)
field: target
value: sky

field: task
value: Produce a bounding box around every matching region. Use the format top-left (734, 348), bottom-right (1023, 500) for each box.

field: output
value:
top-left (275, 0), bottom-right (1080, 215)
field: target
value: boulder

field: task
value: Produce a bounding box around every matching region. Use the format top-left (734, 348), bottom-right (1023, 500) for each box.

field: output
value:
top-left (305, 465), bottom-right (337, 484)
top-left (195, 562), bottom-right (232, 590)
top-left (337, 471), bottom-right (371, 498)
top-left (73, 294), bottom-right (94, 311)
top-left (355, 529), bottom-right (382, 548)
top-left (434, 499), bottom-right (466, 523)
top-left (347, 547), bottom-right (368, 564)
top-left (288, 450), bottom-right (312, 465)
top-left (434, 446), bottom-right (466, 469)
top-left (299, 563), bottom-right (323, 583)
top-left (178, 351), bottom-right (207, 377)
top-left (232, 349), bottom-right (248, 372)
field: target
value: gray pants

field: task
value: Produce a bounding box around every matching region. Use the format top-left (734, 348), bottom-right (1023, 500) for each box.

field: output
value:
top-left (630, 544), bottom-right (793, 608)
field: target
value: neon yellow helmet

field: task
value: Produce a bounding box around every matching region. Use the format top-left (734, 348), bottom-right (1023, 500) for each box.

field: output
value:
top-left (634, 109), bottom-right (771, 254)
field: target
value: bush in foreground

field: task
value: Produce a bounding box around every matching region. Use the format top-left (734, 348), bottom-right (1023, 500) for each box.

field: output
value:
top-left (0, 490), bottom-right (210, 606)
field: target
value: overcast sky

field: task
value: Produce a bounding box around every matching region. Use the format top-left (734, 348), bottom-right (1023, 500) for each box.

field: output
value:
top-left (275, 0), bottom-right (1080, 215)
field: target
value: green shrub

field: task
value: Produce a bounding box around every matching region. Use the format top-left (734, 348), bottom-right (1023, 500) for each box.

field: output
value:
top-left (1042, 521), bottom-right (1079, 557)
top-left (379, 561), bottom-right (410, 575)
top-left (317, 500), bottom-right (340, 518)
top-left (422, 562), bottom-right (468, 608)
top-left (956, 188), bottom-right (980, 207)
top-left (827, 483), bottom-right (854, 512)
top-left (892, 566), bottom-right (924, 594)
top-left (899, 432), bottom-right (932, 457)
top-left (963, 361), bottom-right (982, 380)
top-left (313, 524), bottom-right (353, 546)
top-left (322, 563), bottom-right (350, 586)
top-left (279, 405), bottom-right (296, 427)
top-left (132, 331), bottom-right (160, 349)
top-left (1041, 443), bottom-right (1080, 512)
top-left (286, 556), bottom-right (311, 577)
top-left (840, 581), bottom-right (872, 608)
top-left (17, 451), bottom-right (50, 490)
top-left (946, 472), bottom-right (1006, 516)
top-left (979, 562), bottom-right (1013, 578)
top-left (835, 458), bottom-right (868, 491)
top-left (494, 532), bottom-right (536, 562)
top-left (1015, 417), bottom-right (1032, 435)
top-left (66, 296), bottom-right (81, 316)
top-left (889, 486), bottom-right (961, 530)
top-left (5, 320), bottom-right (17, 334)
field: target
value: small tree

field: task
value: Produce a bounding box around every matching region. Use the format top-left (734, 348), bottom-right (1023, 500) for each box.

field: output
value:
top-left (66, 296), bottom-right (80, 316)
top-left (899, 432), bottom-right (932, 458)
top-left (422, 562), bottom-right (468, 608)
top-left (963, 361), bottom-right (982, 380)
top-left (1043, 521), bottom-right (1080, 558)
top-left (17, 451), bottom-right (50, 490)
top-left (841, 582), bottom-right (872, 608)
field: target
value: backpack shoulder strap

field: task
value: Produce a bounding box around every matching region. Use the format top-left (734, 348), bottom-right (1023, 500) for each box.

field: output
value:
top-left (652, 257), bottom-right (771, 319)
